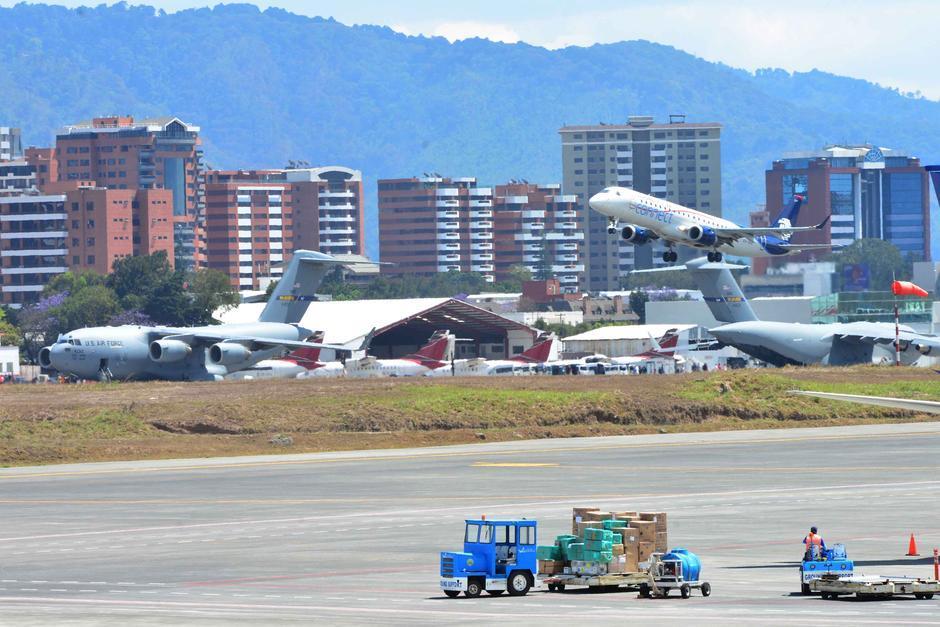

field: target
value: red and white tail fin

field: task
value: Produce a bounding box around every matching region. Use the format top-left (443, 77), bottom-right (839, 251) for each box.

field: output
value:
top-left (642, 328), bottom-right (682, 358)
top-left (404, 330), bottom-right (454, 365)
top-left (512, 334), bottom-right (558, 363)
top-left (285, 331), bottom-right (326, 370)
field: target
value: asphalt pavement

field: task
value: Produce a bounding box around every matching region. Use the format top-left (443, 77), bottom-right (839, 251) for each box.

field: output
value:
top-left (2, 422), bottom-right (940, 624)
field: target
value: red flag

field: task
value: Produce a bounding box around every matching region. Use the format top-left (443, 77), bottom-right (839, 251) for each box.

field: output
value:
top-left (891, 280), bottom-right (929, 298)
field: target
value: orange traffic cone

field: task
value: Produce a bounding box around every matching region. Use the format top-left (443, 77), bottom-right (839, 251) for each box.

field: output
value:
top-left (907, 534), bottom-right (920, 556)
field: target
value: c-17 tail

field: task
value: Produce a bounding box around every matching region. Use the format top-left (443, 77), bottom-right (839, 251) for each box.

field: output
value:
top-left (259, 250), bottom-right (348, 324)
top-left (681, 257), bottom-right (758, 324)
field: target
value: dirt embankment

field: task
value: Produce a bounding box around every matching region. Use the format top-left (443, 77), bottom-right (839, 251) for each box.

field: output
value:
top-left (0, 366), bottom-right (936, 466)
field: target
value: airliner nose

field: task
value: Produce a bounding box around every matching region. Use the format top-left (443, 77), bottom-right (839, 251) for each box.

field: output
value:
top-left (589, 191), bottom-right (612, 215)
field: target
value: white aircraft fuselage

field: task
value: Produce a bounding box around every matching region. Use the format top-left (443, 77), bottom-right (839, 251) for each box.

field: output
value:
top-left (590, 187), bottom-right (800, 258)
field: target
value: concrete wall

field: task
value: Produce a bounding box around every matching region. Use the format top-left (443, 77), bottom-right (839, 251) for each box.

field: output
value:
top-left (0, 346), bottom-right (20, 376)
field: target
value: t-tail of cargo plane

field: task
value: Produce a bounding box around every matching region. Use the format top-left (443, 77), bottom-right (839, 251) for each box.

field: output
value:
top-left (259, 250), bottom-right (348, 324)
top-left (685, 257), bottom-right (758, 324)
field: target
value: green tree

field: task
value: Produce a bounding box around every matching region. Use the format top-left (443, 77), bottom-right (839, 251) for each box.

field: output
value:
top-left (628, 290), bottom-right (650, 324)
top-left (497, 265), bottom-right (532, 293)
top-left (52, 285), bottom-right (121, 337)
top-left (107, 251), bottom-right (175, 312)
top-left (186, 269), bottom-right (241, 325)
top-left (0, 306), bottom-right (21, 347)
top-left (43, 270), bottom-right (108, 296)
top-left (829, 239), bottom-right (910, 291)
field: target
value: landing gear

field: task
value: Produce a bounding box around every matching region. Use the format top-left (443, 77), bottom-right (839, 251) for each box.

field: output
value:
top-left (607, 219), bottom-right (618, 235)
top-left (706, 252), bottom-right (723, 262)
top-left (662, 250), bottom-right (678, 263)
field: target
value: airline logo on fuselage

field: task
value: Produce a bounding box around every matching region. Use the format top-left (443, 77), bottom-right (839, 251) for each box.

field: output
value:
top-left (278, 295), bottom-right (317, 302)
top-left (633, 203), bottom-right (675, 225)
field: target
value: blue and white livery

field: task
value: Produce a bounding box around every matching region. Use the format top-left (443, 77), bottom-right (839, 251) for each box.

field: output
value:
top-left (589, 187), bottom-right (831, 263)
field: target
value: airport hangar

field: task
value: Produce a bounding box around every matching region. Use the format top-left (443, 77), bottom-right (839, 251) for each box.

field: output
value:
top-left (216, 297), bottom-right (540, 360)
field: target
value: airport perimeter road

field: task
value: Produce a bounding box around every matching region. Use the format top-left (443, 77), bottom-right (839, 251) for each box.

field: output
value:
top-left (2, 423), bottom-right (940, 624)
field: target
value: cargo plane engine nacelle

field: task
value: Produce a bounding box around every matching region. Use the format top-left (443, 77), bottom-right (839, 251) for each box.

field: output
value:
top-left (149, 339), bottom-right (192, 363)
top-left (209, 342), bottom-right (253, 367)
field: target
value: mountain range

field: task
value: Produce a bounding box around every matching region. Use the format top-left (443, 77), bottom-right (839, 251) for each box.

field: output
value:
top-left (2, 2), bottom-right (939, 258)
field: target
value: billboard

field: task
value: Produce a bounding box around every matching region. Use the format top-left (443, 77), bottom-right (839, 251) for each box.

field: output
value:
top-left (842, 263), bottom-right (869, 292)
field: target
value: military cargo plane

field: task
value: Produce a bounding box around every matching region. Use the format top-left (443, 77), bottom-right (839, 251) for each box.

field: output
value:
top-left (39, 250), bottom-right (354, 381)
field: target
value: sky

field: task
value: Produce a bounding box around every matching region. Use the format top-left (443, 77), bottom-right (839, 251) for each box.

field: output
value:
top-left (3, 0), bottom-right (938, 100)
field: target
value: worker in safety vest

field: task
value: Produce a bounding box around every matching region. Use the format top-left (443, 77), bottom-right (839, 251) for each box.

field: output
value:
top-left (803, 526), bottom-right (826, 560)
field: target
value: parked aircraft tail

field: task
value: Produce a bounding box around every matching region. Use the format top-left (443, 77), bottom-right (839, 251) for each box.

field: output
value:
top-left (259, 250), bottom-right (346, 324)
top-left (284, 331), bottom-right (326, 369)
top-left (686, 257), bottom-right (759, 324)
top-left (512, 333), bottom-right (558, 363)
top-left (405, 330), bottom-right (455, 364)
top-left (774, 194), bottom-right (805, 240)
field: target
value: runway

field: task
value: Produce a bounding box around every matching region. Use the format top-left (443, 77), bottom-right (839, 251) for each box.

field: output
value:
top-left (2, 422), bottom-right (940, 624)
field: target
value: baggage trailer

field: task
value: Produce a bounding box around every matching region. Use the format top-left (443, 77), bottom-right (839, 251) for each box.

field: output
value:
top-left (811, 574), bottom-right (940, 600)
top-left (542, 571), bottom-right (651, 593)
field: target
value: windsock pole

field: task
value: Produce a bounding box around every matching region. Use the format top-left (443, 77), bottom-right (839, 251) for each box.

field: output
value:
top-left (895, 303), bottom-right (901, 367)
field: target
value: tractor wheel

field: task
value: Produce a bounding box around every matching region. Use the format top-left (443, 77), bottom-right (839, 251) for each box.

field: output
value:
top-left (701, 582), bottom-right (711, 597)
top-left (680, 584), bottom-right (691, 599)
top-left (639, 583), bottom-right (651, 598)
top-left (443, 590), bottom-right (460, 598)
top-left (465, 579), bottom-right (483, 598)
top-left (507, 571), bottom-right (531, 596)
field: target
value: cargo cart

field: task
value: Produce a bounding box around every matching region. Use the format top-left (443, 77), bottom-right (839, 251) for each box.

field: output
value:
top-left (811, 574), bottom-right (940, 600)
top-left (542, 571), bottom-right (651, 593)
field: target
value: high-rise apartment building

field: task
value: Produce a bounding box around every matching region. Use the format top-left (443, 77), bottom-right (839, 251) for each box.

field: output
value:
top-left (24, 147), bottom-right (57, 191)
top-left (927, 165), bottom-right (940, 207)
top-left (378, 177), bottom-right (584, 291)
top-left (559, 115), bottom-right (722, 291)
top-left (0, 193), bottom-right (68, 307)
top-left (0, 127), bottom-right (23, 161)
top-left (0, 160), bottom-right (38, 197)
top-left (762, 145), bottom-right (930, 266)
top-left (55, 116), bottom-right (205, 270)
top-left (0, 182), bottom-right (174, 307)
top-left (62, 186), bottom-right (174, 275)
top-left (205, 166), bottom-right (363, 290)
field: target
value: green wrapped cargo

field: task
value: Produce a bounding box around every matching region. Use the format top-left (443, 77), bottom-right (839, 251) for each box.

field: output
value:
top-left (567, 543), bottom-right (585, 561)
top-left (585, 539), bottom-right (613, 552)
top-left (537, 545), bottom-right (561, 561)
top-left (583, 528), bottom-right (613, 542)
top-left (583, 550), bottom-right (614, 562)
top-left (612, 533), bottom-right (622, 545)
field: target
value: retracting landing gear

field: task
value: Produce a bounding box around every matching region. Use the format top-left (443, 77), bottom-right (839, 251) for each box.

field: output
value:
top-left (706, 251), bottom-right (723, 262)
top-left (607, 218), bottom-right (618, 235)
top-left (662, 250), bottom-right (678, 263)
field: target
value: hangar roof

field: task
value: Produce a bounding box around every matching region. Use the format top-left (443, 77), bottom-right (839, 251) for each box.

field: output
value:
top-left (563, 323), bottom-right (697, 342)
top-left (216, 297), bottom-right (535, 346)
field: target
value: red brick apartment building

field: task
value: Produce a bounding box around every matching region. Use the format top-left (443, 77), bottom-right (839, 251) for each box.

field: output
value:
top-left (205, 167), bottom-right (364, 290)
top-left (378, 177), bottom-right (584, 292)
top-left (54, 116), bottom-right (205, 270)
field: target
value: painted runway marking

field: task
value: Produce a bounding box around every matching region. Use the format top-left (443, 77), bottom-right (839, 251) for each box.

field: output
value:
top-left (472, 462), bottom-right (560, 467)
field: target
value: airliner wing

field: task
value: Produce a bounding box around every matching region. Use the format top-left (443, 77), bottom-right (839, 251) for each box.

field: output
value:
top-left (768, 243), bottom-right (838, 251)
top-left (712, 216), bottom-right (830, 241)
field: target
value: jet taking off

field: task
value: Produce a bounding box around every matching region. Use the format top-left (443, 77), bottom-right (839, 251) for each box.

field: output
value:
top-left (590, 188), bottom-right (831, 263)
top-left (40, 250), bottom-right (354, 381)
top-left (673, 257), bottom-right (940, 366)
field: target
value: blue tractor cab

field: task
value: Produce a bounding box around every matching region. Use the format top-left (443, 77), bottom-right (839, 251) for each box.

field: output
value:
top-left (801, 543), bottom-right (854, 594)
top-left (440, 519), bottom-right (539, 598)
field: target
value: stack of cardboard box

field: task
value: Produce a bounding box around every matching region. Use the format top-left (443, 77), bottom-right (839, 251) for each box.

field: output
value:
top-left (536, 507), bottom-right (670, 577)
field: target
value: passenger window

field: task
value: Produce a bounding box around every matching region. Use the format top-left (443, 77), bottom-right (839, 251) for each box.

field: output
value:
top-left (519, 527), bottom-right (535, 545)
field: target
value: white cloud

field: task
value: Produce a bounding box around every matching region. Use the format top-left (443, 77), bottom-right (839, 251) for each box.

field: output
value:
top-left (430, 20), bottom-right (520, 44)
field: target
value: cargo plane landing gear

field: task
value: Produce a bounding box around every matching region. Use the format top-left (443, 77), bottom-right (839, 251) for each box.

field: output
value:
top-left (707, 251), bottom-right (723, 262)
